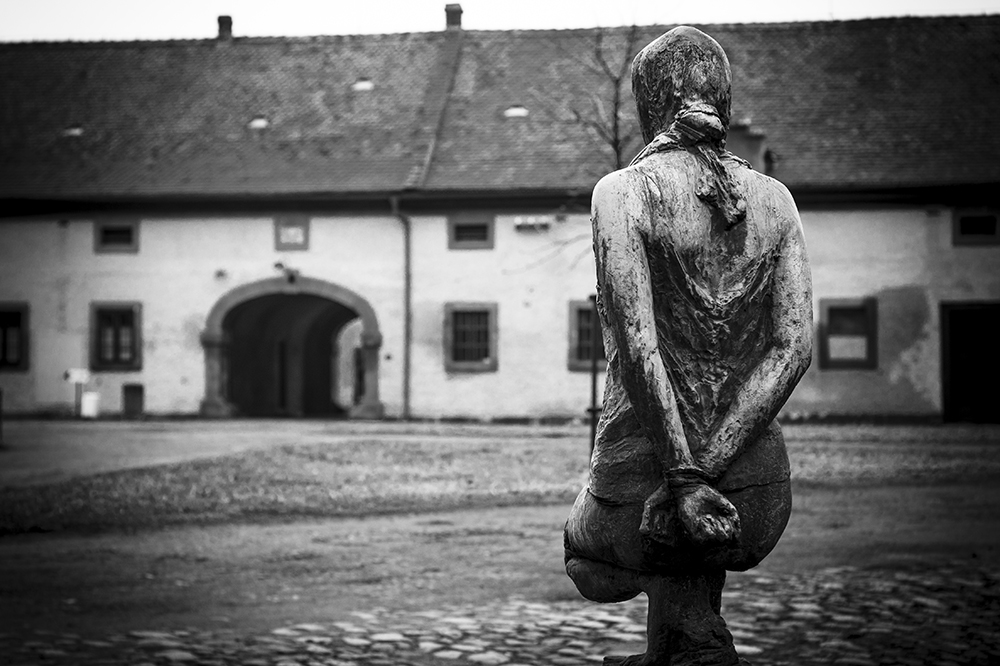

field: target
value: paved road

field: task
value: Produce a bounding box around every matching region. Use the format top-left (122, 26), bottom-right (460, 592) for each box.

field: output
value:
top-left (3, 557), bottom-right (998, 665)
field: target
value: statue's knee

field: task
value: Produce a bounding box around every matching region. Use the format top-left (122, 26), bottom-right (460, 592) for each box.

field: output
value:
top-left (565, 555), bottom-right (641, 603)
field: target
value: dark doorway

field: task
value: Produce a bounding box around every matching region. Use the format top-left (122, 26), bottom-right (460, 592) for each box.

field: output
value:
top-left (223, 294), bottom-right (360, 417)
top-left (941, 302), bottom-right (1000, 423)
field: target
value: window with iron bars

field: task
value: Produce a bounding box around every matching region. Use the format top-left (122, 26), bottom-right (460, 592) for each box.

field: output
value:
top-left (444, 303), bottom-right (497, 372)
top-left (568, 300), bottom-right (607, 372)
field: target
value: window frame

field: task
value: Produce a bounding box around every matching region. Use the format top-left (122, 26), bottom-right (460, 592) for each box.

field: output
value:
top-left (93, 217), bottom-right (140, 254)
top-left (443, 302), bottom-right (498, 372)
top-left (90, 302), bottom-right (143, 372)
top-left (273, 214), bottom-right (311, 251)
top-left (819, 297), bottom-right (878, 370)
top-left (568, 300), bottom-right (607, 372)
top-left (447, 212), bottom-right (495, 250)
top-left (0, 302), bottom-right (29, 372)
top-left (952, 208), bottom-right (1000, 246)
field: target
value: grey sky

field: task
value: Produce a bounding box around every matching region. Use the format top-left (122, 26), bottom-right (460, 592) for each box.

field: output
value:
top-left (2, 0), bottom-right (998, 42)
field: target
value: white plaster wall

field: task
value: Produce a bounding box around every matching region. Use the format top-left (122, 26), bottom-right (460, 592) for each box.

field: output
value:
top-left (4, 205), bottom-right (997, 420)
top-left (409, 212), bottom-right (605, 419)
top-left (786, 206), bottom-right (1000, 417)
top-left (0, 214), bottom-right (405, 416)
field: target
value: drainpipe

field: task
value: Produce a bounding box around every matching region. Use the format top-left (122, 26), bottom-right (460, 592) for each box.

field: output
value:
top-left (391, 195), bottom-right (413, 419)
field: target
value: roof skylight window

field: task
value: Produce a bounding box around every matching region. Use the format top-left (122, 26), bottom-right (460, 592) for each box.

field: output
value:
top-left (248, 116), bottom-right (270, 130)
top-left (351, 77), bottom-right (374, 92)
top-left (62, 126), bottom-right (84, 137)
top-left (503, 105), bottom-right (529, 118)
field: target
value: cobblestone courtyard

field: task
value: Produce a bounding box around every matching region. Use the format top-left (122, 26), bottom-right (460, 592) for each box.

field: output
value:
top-left (4, 560), bottom-right (999, 665)
top-left (1, 422), bottom-right (999, 665)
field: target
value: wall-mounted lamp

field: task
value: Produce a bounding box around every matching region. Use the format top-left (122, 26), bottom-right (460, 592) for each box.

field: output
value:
top-left (273, 261), bottom-right (299, 283)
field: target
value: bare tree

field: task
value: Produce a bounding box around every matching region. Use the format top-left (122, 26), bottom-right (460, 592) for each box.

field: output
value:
top-left (528, 25), bottom-right (644, 172)
top-left (509, 26), bottom-right (645, 270)
top-left (572, 25), bottom-right (643, 170)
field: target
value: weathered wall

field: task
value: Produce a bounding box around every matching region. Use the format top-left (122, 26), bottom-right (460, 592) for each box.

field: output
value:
top-left (785, 206), bottom-right (1000, 417)
top-left (3, 205), bottom-right (998, 419)
top-left (0, 214), bottom-right (405, 416)
top-left (409, 212), bottom-right (605, 419)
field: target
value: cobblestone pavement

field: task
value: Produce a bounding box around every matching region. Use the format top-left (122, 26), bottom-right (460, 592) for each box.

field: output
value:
top-left (4, 559), bottom-right (998, 666)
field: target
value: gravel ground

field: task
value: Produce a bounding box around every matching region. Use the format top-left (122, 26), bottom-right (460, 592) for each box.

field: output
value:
top-left (2, 422), bottom-right (999, 534)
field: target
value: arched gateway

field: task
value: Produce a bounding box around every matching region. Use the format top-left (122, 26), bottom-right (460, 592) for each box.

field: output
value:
top-left (200, 276), bottom-right (384, 418)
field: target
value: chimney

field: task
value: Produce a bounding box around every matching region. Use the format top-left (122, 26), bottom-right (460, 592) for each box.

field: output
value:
top-left (218, 16), bottom-right (233, 41)
top-left (445, 4), bottom-right (462, 30)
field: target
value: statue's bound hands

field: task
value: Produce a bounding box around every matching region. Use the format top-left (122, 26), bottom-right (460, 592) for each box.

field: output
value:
top-left (638, 474), bottom-right (740, 547)
top-left (669, 469), bottom-right (741, 546)
top-left (639, 482), bottom-right (674, 544)
top-left (673, 481), bottom-right (740, 545)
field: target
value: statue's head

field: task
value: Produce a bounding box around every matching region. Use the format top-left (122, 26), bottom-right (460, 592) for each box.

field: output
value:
top-left (631, 26), bottom-right (733, 145)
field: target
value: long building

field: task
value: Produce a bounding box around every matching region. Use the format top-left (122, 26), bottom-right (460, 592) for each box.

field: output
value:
top-left (1, 6), bottom-right (998, 422)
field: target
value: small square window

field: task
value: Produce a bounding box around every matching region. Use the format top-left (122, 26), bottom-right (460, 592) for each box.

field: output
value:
top-left (953, 209), bottom-right (1000, 245)
top-left (448, 213), bottom-right (495, 250)
top-left (444, 303), bottom-right (498, 372)
top-left (0, 303), bottom-right (29, 372)
top-left (94, 218), bottom-right (139, 253)
top-left (274, 215), bottom-right (310, 251)
top-left (819, 298), bottom-right (877, 370)
top-left (91, 303), bottom-right (142, 371)
top-left (568, 300), bottom-right (607, 372)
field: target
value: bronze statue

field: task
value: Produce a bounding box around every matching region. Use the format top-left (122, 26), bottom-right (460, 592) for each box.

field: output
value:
top-left (565, 26), bottom-right (813, 666)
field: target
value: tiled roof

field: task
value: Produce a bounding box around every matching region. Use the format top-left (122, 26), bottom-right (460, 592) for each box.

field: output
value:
top-left (1, 15), bottom-right (998, 201)
top-left (0, 33), bottom-right (448, 198)
top-left (428, 16), bottom-right (1000, 192)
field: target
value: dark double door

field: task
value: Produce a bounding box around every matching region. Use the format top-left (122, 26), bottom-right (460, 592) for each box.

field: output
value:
top-left (942, 303), bottom-right (1000, 423)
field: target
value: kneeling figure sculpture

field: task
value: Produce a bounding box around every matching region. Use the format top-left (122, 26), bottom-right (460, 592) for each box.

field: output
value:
top-left (565, 26), bottom-right (813, 666)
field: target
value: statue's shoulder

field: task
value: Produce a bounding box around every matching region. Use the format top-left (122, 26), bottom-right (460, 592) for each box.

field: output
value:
top-left (593, 165), bottom-right (656, 203)
top-left (742, 168), bottom-right (803, 237)
top-left (592, 166), bottom-right (659, 230)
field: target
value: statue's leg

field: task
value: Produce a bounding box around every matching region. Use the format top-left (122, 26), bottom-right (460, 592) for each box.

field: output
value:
top-left (708, 569), bottom-right (725, 615)
top-left (565, 554), bottom-right (642, 603)
top-left (605, 570), bottom-right (738, 666)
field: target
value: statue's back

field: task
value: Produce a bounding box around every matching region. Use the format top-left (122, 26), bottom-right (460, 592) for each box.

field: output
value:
top-left (636, 150), bottom-right (799, 450)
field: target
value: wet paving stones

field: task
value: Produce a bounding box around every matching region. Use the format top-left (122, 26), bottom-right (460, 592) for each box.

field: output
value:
top-left (3, 559), bottom-right (999, 665)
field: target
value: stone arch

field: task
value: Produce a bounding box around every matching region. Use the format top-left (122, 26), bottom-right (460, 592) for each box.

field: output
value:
top-left (200, 276), bottom-right (384, 418)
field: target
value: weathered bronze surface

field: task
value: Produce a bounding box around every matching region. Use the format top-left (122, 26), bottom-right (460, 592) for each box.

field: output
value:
top-left (565, 26), bottom-right (813, 666)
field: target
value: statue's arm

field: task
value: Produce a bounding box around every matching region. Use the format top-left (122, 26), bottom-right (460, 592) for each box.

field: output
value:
top-left (592, 170), bottom-right (696, 472)
top-left (696, 191), bottom-right (814, 481)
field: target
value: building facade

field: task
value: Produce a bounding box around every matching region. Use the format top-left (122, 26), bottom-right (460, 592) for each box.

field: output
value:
top-left (1, 8), bottom-right (998, 421)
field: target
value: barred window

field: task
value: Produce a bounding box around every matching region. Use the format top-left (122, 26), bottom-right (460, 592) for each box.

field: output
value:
top-left (444, 303), bottom-right (497, 372)
top-left (94, 218), bottom-right (139, 253)
top-left (568, 300), bottom-right (607, 372)
top-left (448, 213), bottom-right (495, 250)
top-left (453, 311), bottom-right (490, 362)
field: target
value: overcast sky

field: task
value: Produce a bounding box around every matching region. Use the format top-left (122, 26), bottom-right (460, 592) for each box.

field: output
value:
top-left (2, 0), bottom-right (998, 41)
